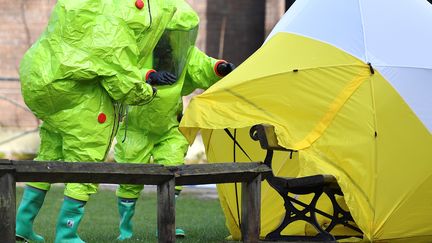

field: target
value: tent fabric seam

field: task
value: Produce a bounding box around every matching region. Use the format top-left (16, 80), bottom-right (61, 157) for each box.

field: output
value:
top-left (369, 73), bottom-right (379, 235)
top-left (292, 68), bottom-right (371, 150)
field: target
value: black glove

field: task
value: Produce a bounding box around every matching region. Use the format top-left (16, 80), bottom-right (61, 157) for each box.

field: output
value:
top-left (216, 62), bottom-right (235, 77)
top-left (146, 71), bottom-right (177, 86)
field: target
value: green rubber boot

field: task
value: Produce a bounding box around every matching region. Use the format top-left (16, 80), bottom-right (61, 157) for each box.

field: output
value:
top-left (175, 228), bottom-right (185, 237)
top-left (16, 186), bottom-right (47, 243)
top-left (155, 227), bottom-right (186, 238)
top-left (117, 198), bottom-right (137, 241)
top-left (54, 197), bottom-right (86, 243)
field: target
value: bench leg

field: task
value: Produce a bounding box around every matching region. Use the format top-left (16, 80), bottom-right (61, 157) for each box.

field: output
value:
top-left (0, 172), bottom-right (16, 243)
top-left (241, 174), bottom-right (261, 243)
top-left (157, 178), bottom-right (175, 243)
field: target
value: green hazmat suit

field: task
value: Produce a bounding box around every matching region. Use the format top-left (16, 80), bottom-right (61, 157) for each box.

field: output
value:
top-left (20, 0), bottom-right (176, 201)
top-left (114, 1), bottom-right (226, 239)
top-left (114, 0), bottom-right (224, 199)
top-left (17, 0), bottom-right (179, 242)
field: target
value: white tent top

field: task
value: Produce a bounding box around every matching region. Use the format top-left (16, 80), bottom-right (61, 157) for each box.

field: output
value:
top-left (266, 0), bottom-right (432, 132)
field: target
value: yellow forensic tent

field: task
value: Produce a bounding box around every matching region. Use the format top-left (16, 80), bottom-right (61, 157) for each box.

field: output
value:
top-left (180, 0), bottom-right (432, 242)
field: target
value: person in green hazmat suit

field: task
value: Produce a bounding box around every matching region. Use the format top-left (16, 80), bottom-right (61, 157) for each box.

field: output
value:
top-left (114, 0), bottom-right (235, 240)
top-left (16, 0), bottom-right (181, 242)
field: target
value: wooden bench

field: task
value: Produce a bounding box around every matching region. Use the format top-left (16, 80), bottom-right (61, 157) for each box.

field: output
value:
top-left (249, 124), bottom-right (362, 242)
top-left (0, 159), bottom-right (271, 243)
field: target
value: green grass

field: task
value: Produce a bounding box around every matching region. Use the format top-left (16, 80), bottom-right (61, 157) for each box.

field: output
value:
top-left (17, 186), bottom-right (231, 243)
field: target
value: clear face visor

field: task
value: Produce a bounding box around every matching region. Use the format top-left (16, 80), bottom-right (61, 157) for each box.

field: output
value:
top-left (153, 27), bottom-right (198, 77)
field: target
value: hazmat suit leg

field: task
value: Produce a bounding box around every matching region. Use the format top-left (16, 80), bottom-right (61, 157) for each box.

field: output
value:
top-left (51, 88), bottom-right (116, 201)
top-left (115, 128), bottom-right (152, 199)
top-left (26, 123), bottom-right (62, 191)
top-left (115, 134), bottom-right (152, 240)
top-left (115, 126), bottom-right (188, 238)
top-left (46, 94), bottom-right (116, 242)
top-left (152, 127), bottom-right (189, 237)
top-left (151, 127), bottom-right (189, 166)
top-left (16, 123), bottom-right (63, 242)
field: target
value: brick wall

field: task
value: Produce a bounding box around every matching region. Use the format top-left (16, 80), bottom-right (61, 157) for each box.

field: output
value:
top-left (0, 0), bottom-right (55, 79)
top-left (0, 0), bottom-right (55, 129)
top-left (0, 81), bottom-right (39, 128)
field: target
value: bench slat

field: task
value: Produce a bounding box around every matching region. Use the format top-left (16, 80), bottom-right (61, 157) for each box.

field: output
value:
top-left (5, 160), bottom-right (173, 185)
top-left (172, 162), bottom-right (272, 185)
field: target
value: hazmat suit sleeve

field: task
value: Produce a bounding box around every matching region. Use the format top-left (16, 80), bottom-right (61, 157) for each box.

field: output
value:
top-left (89, 17), bottom-right (154, 105)
top-left (181, 47), bottom-right (222, 96)
top-left (52, 3), bottom-right (154, 106)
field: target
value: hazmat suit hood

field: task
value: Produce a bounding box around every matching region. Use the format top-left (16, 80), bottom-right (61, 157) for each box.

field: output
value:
top-left (153, 0), bottom-right (200, 78)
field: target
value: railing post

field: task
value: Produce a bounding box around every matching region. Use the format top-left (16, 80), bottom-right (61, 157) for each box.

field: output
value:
top-left (157, 178), bottom-right (175, 243)
top-left (241, 174), bottom-right (261, 243)
top-left (0, 171), bottom-right (16, 243)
